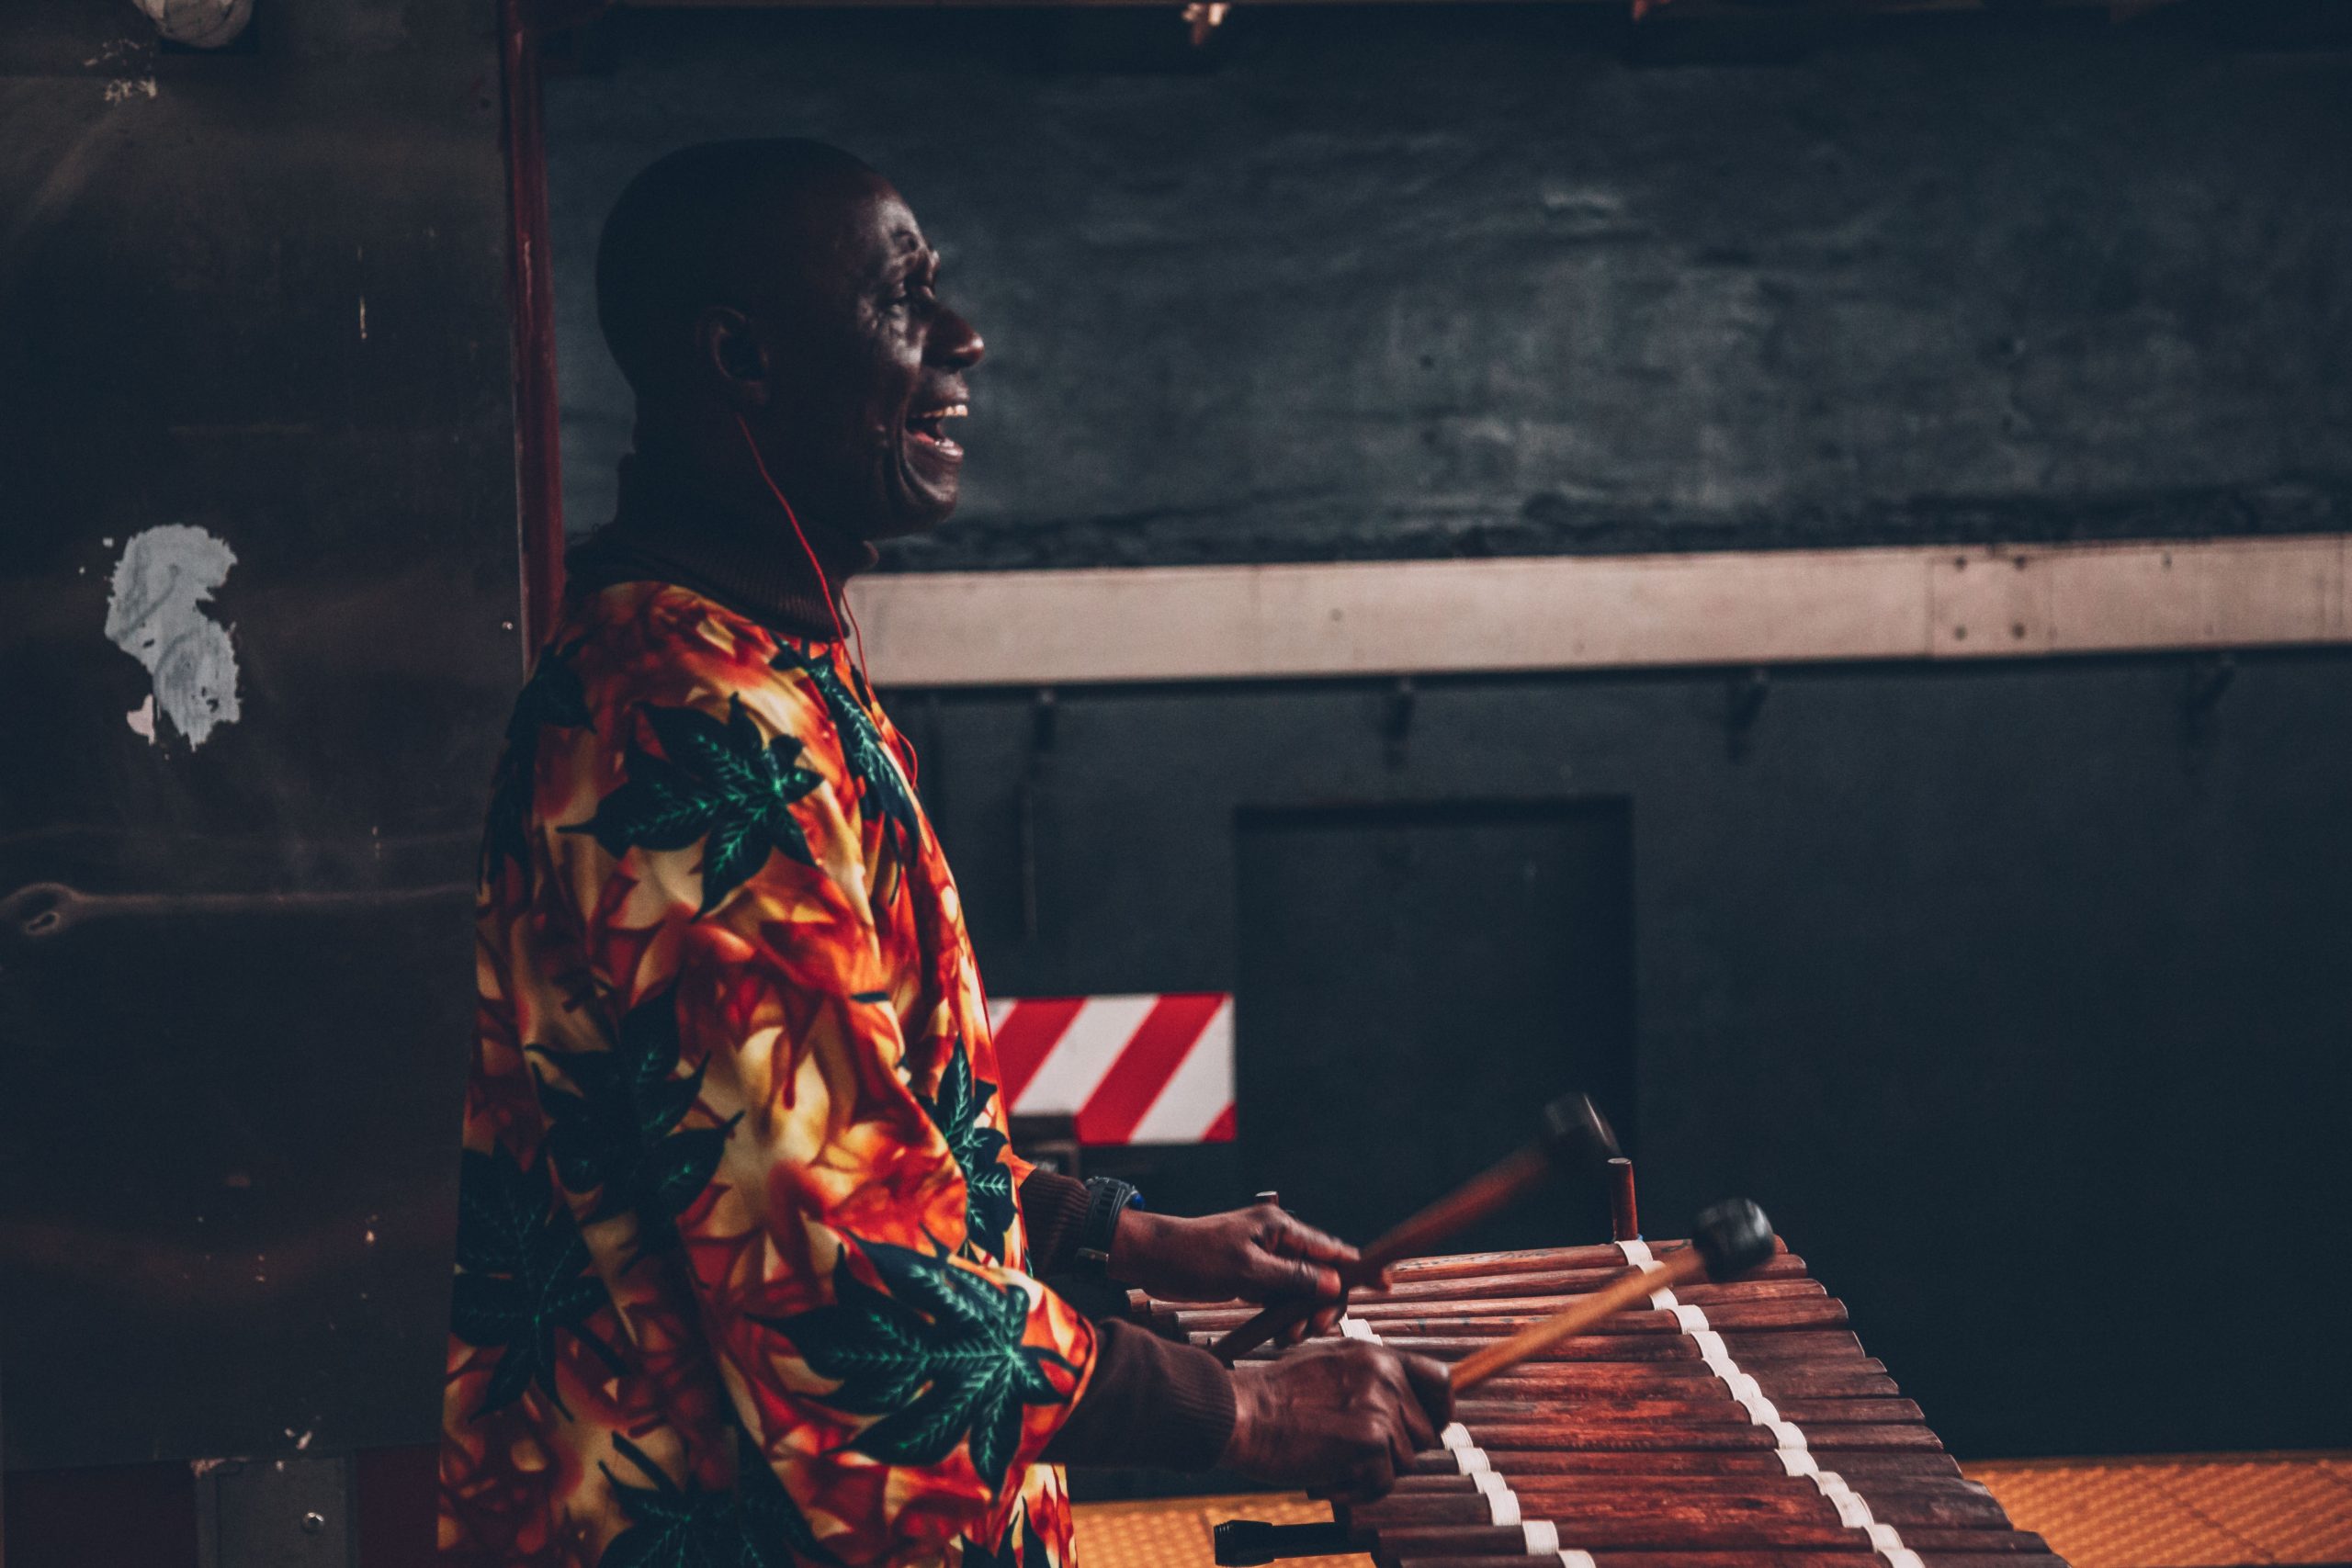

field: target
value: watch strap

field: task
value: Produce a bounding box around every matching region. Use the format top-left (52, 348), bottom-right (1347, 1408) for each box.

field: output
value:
top-left (1075, 1176), bottom-right (1142, 1269)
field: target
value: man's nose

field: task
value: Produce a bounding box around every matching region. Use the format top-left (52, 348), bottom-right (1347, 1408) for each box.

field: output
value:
top-left (927, 305), bottom-right (984, 370)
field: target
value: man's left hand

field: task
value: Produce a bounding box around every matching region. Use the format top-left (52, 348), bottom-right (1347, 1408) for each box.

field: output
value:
top-left (1107, 1203), bottom-right (1365, 1345)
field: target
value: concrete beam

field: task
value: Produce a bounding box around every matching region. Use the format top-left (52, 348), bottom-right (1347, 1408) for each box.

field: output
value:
top-left (851, 535), bottom-right (2352, 687)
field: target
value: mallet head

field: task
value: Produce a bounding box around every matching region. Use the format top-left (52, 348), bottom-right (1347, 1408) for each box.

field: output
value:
top-left (1690, 1198), bottom-right (1775, 1280)
top-left (1537, 1092), bottom-right (1622, 1177)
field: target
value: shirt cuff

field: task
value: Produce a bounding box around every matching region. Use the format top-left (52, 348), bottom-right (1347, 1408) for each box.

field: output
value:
top-left (1040, 1318), bottom-right (1237, 1472)
top-left (1018, 1168), bottom-right (1095, 1277)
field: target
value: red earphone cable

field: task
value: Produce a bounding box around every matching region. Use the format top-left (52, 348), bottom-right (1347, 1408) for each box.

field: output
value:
top-left (736, 414), bottom-right (871, 687)
top-left (734, 427), bottom-right (978, 1033)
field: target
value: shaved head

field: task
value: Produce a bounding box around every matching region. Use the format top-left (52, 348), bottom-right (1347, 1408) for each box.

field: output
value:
top-left (596, 138), bottom-right (985, 542)
top-left (595, 138), bottom-right (875, 398)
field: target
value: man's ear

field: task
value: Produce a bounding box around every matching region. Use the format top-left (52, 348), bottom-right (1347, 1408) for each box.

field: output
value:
top-left (696, 307), bottom-right (773, 409)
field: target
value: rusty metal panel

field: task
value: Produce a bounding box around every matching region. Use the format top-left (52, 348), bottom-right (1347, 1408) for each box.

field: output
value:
top-left (0, 0), bottom-right (515, 1472)
top-left (198, 1457), bottom-right (352, 1568)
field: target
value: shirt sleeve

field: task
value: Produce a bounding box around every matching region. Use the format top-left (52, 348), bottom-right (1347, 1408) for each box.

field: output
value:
top-left (1012, 1172), bottom-right (1237, 1470)
top-left (1015, 1170), bottom-right (1095, 1277)
top-left (531, 631), bottom-right (1100, 1562)
top-left (1042, 1320), bottom-right (1236, 1472)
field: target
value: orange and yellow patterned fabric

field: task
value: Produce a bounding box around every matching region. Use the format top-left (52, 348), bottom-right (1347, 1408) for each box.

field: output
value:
top-left (440, 581), bottom-right (1094, 1568)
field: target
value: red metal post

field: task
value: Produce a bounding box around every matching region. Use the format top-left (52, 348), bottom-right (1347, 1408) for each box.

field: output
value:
top-left (1608, 1155), bottom-right (1640, 1241)
top-left (499, 0), bottom-right (566, 666)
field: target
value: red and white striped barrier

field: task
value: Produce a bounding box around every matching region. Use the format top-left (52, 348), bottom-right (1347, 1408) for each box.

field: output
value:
top-left (988, 993), bottom-right (1235, 1146)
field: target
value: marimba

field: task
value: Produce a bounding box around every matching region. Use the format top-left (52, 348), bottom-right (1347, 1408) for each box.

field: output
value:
top-left (1138, 1227), bottom-right (2064, 1568)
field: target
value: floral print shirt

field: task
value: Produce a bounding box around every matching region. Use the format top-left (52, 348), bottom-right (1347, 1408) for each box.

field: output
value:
top-left (440, 580), bottom-right (1092, 1568)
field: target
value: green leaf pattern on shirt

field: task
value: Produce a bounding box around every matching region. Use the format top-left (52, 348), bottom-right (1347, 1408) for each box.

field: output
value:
top-left (450, 1145), bottom-right (628, 1419)
top-left (772, 644), bottom-right (920, 843)
top-left (482, 638), bottom-right (593, 881)
top-left (756, 1241), bottom-right (1071, 1492)
top-left (531, 982), bottom-right (741, 1258)
top-left (597, 1425), bottom-right (840, 1568)
top-left (562, 695), bottom-right (823, 915)
top-left (916, 1045), bottom-right (1015, 1261)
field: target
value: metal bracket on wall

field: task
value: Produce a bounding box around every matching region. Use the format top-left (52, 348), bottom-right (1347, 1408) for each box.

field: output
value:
top-left (2179, 650), bottom-right (2235, 763)
top-left (1929, 547), bottom-right (2051, 657)
top-left (1384, 677), bottom-right (1416, 769)
top-left (1182, 0), bottom-right (1230, 44)
top-left (1018, 689), bottom-right (1057, 940)
top-left (194, 1455), bottom-right (352, 1568)
top-left (0, 882), bottom-right (470, 947)
top-left (1724, 667), bottom-right (1770, 762)
top-left (920, 691), bottom-right (948, 822)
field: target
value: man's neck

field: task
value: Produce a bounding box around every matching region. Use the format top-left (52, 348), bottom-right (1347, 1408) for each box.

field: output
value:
top-left (568, 440), bottom-right (877, 640)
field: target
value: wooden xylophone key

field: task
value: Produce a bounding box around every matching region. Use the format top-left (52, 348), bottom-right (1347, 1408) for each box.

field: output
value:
top-left (1463, 1364), bottom-right (1900, 1400)
top-left (1175, 1274), bottom-right (1826, 1334)
top-left (1154, 1247), bottom-right (1812, 1343)
top-left (1398, 1451), bottom-right (1963, 1483)
top-left (1392, 1561), bottom-right (2060, 1568)
top-left (1445, 1203), bottom-right (1772, 1392)
top-left (1380, 1547), bottom-right (2064, 1567)
top-left (1350, 1475), bottom-right (2012, 1529)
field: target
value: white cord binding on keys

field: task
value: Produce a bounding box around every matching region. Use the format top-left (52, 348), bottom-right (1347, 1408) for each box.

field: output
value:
top-left (1555, 1553), bottom-right (1597, 1568)
top-left (1617, 1239), bottom-right (1683, 1307)
top-left (1614, 1240), bottom-right (1916, 1568)
top-left (1474, 1471), bottom-right (1521, 1526)
top-left (1387, 1340), bottom-right (1549, 1545)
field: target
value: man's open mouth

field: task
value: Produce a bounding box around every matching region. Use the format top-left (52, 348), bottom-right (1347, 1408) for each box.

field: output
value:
top-left (905, 402), bottom-right (967, 459)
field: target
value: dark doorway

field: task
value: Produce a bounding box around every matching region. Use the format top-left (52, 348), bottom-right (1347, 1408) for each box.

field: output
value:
top-left (1234, 799), bottom-right (1636, 1255)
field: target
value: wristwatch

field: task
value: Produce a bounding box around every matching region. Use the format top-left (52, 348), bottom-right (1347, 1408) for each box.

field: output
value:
top-left (1074, 1176), bottom-right (1143, 1271)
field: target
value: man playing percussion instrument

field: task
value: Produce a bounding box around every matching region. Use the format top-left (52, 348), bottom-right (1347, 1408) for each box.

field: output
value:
top-left (438, 138), bottom-right (1453, 1568)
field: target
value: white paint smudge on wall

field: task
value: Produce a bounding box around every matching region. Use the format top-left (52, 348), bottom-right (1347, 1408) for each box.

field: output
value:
top-left (105, 525), bottom-right (243, 748)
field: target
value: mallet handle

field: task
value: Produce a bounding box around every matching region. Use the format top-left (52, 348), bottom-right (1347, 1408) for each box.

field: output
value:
top-left (1209, 1146), bottom-right (1552, 1362)
top-left (1448, 1247), bottom-right (1709, 1392)
top-left (1357, 1145), bottom-right (1552, 1271)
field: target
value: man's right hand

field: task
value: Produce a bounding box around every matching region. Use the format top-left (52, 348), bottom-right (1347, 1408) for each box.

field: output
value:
top-left (1219, 1340), bottom-right (1454, 1500)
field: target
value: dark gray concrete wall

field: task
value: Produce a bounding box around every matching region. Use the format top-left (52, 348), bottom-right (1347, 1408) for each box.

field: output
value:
top-left (548, 7), bottom-right (2352, 566)
top-left (0, 0), bottom-right (515, 1471)
top-left (912, 651), bottom-right (2352, 1460)
top-left (539, 6), bottom-right (2352, 1461)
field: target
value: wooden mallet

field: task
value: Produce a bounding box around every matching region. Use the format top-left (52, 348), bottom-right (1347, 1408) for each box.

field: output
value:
top-left (1210, 1093), bottom-right (1622, 1363)
top-left (1449, 1197), bottom-right (1776, 1391)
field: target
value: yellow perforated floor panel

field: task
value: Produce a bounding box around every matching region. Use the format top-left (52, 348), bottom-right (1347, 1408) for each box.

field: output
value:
top-left (1968, 1453), bottom-right (2352, 1568)
top-left (1070, 1492), bottom-right (1372, 1568)
top-left (1071, 1455), bottom-right (2352, 1568)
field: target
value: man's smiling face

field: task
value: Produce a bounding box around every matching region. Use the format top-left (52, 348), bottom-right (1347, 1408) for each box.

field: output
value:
top-left (754, 173), bottom-right (985, 543)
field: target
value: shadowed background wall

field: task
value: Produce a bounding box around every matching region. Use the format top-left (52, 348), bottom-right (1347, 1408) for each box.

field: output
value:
top-left (544, 6), bottom-right (2352, 1465)
top-left (550, 8), bottom-right (2352, 564)
top-left (0, 0), bottom-right (515, 1549)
